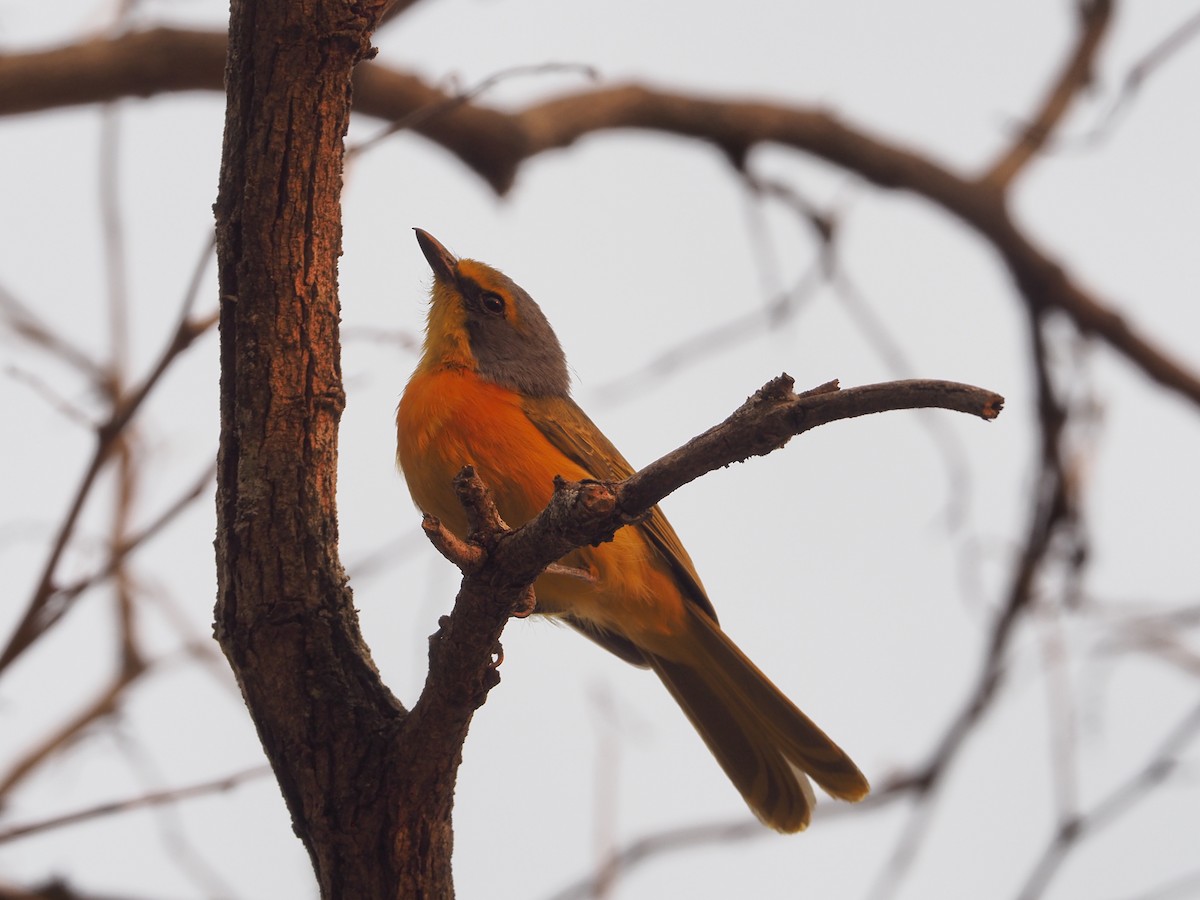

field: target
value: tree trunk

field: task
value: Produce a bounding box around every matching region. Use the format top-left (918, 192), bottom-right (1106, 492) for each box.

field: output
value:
top-left (212, 2), bottom-right (460, 896)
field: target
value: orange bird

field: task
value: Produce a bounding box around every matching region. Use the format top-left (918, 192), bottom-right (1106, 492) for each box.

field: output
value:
top-left (396, 230), bottom-right (868, 831)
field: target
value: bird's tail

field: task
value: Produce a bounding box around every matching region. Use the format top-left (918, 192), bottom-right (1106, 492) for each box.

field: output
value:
top-left (644, 604), bottom-right (869, 832)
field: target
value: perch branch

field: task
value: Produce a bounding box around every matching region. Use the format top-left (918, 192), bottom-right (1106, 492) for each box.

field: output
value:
top-left (409, 375), bottom-right (1003, 744)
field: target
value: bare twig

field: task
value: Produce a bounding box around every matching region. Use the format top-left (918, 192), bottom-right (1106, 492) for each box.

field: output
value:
top-left (53, 460), bottom-right (217, 606)
top-left (0, 766), bottom-right (270, 844)
top-left (593, 259), bottom-right (827, 404)
top-left (1035, 600), bottom-right (1082, 832)
top-left (421, 513), bottom-right (487, 573)
top-left (829, 264), bottom-right (975, 527)
top-left (0, 306), bottom-right (216, 674)
top-left (614, 376), bottom-right (1001, 523)
top-left (109, 732), bottom-right (244, 898)
top-left (0, 659), bottom-right (149, 797)
top-left (347, 61), bottom-right (597, 159)
top-left (984, 0), bottom-right (1114, 187)
top-left (3, 364), bottom-right (95, 427)
top-left (1015, 700), bottom-right (1200, 900)
top-left (3, 28), bottom-right (1197, 408)
top-left (593, 167), bottom-right (837, 405)
top-left (0, 281), bottom-right (102, 379)
top-left (1078, 7), bottom-right (1200, 145)
top-left (547, 775), bottom-right (915, 900)
top-left (864, 311), bottom-right (1066, 899)
top-left (544, 819), bottom-right (765, 900)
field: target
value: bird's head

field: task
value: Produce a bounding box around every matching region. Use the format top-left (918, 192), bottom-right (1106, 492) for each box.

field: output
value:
top-left (413, 228), bottom-right (570, 398)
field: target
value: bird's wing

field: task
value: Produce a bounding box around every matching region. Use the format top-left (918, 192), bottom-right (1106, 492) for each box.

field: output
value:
top-left (521, 394), bottom-right (719, 624)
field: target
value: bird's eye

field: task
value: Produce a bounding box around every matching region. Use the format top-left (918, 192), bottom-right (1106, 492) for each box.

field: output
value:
top-left (480, 292), bottom-right (506, 316)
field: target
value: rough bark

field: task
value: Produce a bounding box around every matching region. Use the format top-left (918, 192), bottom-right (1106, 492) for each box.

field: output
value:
top-left (211, 2), bottom-right (450, 897)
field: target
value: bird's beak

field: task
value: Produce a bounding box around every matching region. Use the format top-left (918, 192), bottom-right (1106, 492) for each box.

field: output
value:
top-left (414, 229), bottom-right (458, 283)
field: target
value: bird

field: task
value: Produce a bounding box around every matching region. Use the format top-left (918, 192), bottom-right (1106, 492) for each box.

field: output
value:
top-left (395, 229), bottom-right (868, 831)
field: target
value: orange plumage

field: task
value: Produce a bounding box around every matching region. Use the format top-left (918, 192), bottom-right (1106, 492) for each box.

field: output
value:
top-left (396, 230), bottom-right (868, 831)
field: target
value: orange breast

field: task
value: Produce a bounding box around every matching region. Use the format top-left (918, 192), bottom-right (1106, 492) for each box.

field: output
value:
top-left (397, 367), bottom-right (584, 532)
top-left (396, 367), bottom-right (689, 645)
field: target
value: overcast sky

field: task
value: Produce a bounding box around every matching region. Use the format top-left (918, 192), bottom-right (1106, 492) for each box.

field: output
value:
top-left (3, 2), bottom-right (1199, 899)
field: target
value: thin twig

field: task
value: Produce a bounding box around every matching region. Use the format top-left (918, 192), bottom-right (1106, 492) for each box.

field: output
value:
top-left (53, 460), bottom-right (217, 605)
top-left (1016, 700), bottom-right (1200, 900)
top-left (984, 0), bottom-right (1114, 187)
top-left (546, 777), bottom-right (913, 900)
top-left (0, 766), bottom-right (271, 844)
top-left (0, 300), bottom-right (216, 672)
top-left (347, 61), bottom-right (598, 159)
top-left (864, 311), bottom-right (1065, 899)
top-left (0, 281), bottom-right (103, 379)
top-left (1077, 7), bottom-right (1200, 146)
top-left (0, 659), bottom-right (149, 797)
top-left (592, 257), bottom-right (827, 404)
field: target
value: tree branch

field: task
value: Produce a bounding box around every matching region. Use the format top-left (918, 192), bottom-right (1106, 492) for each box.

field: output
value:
top-left (0, 766), bottom-right (270, 845)
top-left (0, 28), bottom-right (227, 117)
top-left (983, 0), bottom-right (1114, 187)
top-left (1016, 699), bottom-right (1200, 900)
top-left (0, 309), bottom-right (216, 674)
top-left (410, 376), bottom-right (1004, 776)
top-left (5, 26), bottom-right (1195, 412)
